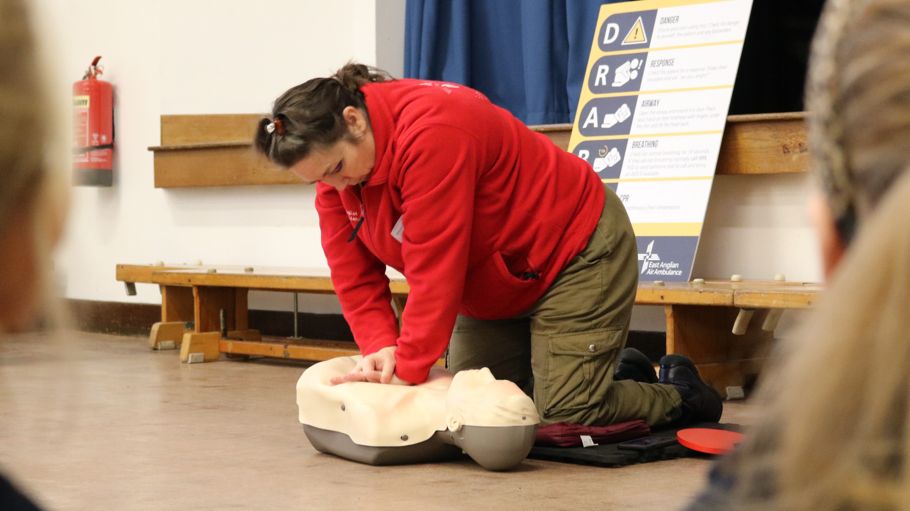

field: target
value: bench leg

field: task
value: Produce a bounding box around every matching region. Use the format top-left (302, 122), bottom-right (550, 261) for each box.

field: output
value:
top-left (186, 286), bottom-right (260, 363)
top-left (144, 286), bottom-right (196, 351)
top-left (148, 321), bottom-right (189, 350)
top-left (193, 286), bottom-right (249, 333)
top-left (664, 304), bottom-right (774, 397)
top-left (180, 332), bottom-right (221, 363)
top-left (161, 285), bottom-right (194, 323)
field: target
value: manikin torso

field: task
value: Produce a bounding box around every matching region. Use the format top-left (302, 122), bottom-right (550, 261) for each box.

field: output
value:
top-left (296, 357), bottom-right (540, 470)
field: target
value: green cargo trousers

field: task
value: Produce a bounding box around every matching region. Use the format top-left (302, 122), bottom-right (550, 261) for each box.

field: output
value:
top-left (447, 186), bottom-right (682, 426)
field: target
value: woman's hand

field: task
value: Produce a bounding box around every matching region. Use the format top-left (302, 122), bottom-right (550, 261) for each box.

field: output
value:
top-left (331, 346), bottom-right (406, 385)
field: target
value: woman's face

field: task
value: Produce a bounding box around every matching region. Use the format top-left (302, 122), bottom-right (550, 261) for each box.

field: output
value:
top-left (808, 189), bottom-right (845, 281)
top-left (0, 177), bottom-right (67, 333)
top-left (288, 107), bottom-right (375, 191)
top-left (0, 194), bottom-right (39, 332)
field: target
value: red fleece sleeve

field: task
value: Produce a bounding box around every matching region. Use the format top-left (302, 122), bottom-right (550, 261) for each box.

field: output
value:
top-left (393, 125), bottom-right (481, 383)
top-left (316, 186), bottom-right (400, 355)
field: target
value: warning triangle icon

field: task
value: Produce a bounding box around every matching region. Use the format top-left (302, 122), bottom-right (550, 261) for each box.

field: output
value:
top-left (622, 16), bottom-right (648, 45)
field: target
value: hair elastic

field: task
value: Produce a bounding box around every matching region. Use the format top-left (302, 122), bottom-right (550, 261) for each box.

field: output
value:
top-left (265, 118), bottom-right (285, 135)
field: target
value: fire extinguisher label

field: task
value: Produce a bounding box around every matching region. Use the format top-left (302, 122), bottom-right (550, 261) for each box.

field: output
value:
top-left (73, 94), bottom-right (91, 160)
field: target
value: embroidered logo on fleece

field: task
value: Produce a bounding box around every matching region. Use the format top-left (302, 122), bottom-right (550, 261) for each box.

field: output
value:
top-left (417, 81), bottom-right (486, 100)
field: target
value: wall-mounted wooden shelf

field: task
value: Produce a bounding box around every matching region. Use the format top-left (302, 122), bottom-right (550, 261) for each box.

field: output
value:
top-left (149, 112), bottom-right (808, 188)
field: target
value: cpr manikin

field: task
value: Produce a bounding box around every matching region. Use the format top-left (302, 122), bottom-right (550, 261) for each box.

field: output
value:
top-left (296, 357), bottom-right (540, 470)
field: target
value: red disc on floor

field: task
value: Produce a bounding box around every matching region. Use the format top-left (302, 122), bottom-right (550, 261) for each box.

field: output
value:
top-left (677, 428), bottom-right (744, 455)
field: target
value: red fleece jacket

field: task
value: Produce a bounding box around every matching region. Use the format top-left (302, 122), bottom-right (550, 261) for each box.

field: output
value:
top-left (315, 79), bottom-right (605, 384)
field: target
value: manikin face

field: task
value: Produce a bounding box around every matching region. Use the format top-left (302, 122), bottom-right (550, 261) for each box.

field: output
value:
top-left (287, 106), bottom-right (375, 191)
top-left (446, 368), bottom-right (540, 429)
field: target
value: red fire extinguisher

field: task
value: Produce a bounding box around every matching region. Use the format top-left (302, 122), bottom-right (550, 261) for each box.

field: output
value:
top-left (73, 56), bottom-right (113, 186)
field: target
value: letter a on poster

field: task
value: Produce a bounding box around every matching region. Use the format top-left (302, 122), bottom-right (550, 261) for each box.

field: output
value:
top-left (570, 0), bottom-right (753, 281)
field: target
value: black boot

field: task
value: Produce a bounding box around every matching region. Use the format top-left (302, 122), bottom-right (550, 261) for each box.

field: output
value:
top-left (614, 347), bottom-right (658, 383)
top-left (659, 354), bottom-right (723, 424)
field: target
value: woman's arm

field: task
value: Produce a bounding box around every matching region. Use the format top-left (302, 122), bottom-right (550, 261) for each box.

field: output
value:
top-left (391, 124), bottom-right (483, 383)
top-left (316, 186), bottom-right (401, 356)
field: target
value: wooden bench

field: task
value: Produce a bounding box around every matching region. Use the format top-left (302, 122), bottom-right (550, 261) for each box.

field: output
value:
top-left (116, 263), bottom-right (820, 394)
top-left (637, 279), bottom-right (821, 393)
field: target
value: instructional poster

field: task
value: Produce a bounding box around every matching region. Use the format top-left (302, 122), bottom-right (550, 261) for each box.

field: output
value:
top-left (569, 0), bottom-right (753, 281)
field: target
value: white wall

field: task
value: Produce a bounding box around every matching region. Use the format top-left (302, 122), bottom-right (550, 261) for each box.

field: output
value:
top-left (30, 0), bottom-right (819, 329)
top-left (31, 0), bottom-right (406, 314)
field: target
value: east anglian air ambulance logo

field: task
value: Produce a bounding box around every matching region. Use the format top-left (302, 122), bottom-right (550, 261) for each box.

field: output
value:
top-left (638, 240), bottom-right (660, 275)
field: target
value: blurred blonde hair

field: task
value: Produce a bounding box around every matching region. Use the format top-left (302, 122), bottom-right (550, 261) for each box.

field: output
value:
top-left (736, 171), bottom-right (910, 510)
top-left (732, 0), bottom-right (910, 508)
top-left (0, 0), bottom-right (67, 333)
top-left (0, 0), bottom-right (43, 219)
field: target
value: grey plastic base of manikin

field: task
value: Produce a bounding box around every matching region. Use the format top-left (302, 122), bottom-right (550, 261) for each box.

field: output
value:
top-left (303, 423), bottom-right (537, 471)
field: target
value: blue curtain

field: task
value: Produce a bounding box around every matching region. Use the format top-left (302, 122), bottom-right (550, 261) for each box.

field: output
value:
top-left (404, 0), bottom-right (624, 125)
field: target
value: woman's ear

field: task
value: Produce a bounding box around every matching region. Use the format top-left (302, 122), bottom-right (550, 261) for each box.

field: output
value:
top-left (808, 192), bottom-right (847, 280)
top-left (342, 106), bottom-right (367, 138)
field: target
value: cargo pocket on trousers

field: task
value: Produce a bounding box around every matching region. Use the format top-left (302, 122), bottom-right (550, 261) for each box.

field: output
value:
top-left (540, 328), bottom-right (624, 417)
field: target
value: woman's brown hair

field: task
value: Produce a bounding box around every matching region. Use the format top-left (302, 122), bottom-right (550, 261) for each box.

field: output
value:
top-left (254, 63), bottom-right (391, 168)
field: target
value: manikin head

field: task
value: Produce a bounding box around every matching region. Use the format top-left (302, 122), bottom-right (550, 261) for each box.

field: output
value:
top-left (444, 368), bottom-right (540, 471)
top-left (446, 368), bottom-right (540, 429)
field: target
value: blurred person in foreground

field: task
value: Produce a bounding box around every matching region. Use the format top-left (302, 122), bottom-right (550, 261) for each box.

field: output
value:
top-left (687, 0), bottom-right (910, 509)
top-left (0, 0), bottom-right (68, 508)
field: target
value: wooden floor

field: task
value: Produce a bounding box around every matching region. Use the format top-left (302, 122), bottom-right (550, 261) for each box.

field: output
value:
top-left (0, 331), bottom-right (756, 511)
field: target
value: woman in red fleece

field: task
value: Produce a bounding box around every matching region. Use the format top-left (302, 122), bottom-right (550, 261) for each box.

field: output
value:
top-left (255, 63), bottom-right (720, 427)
